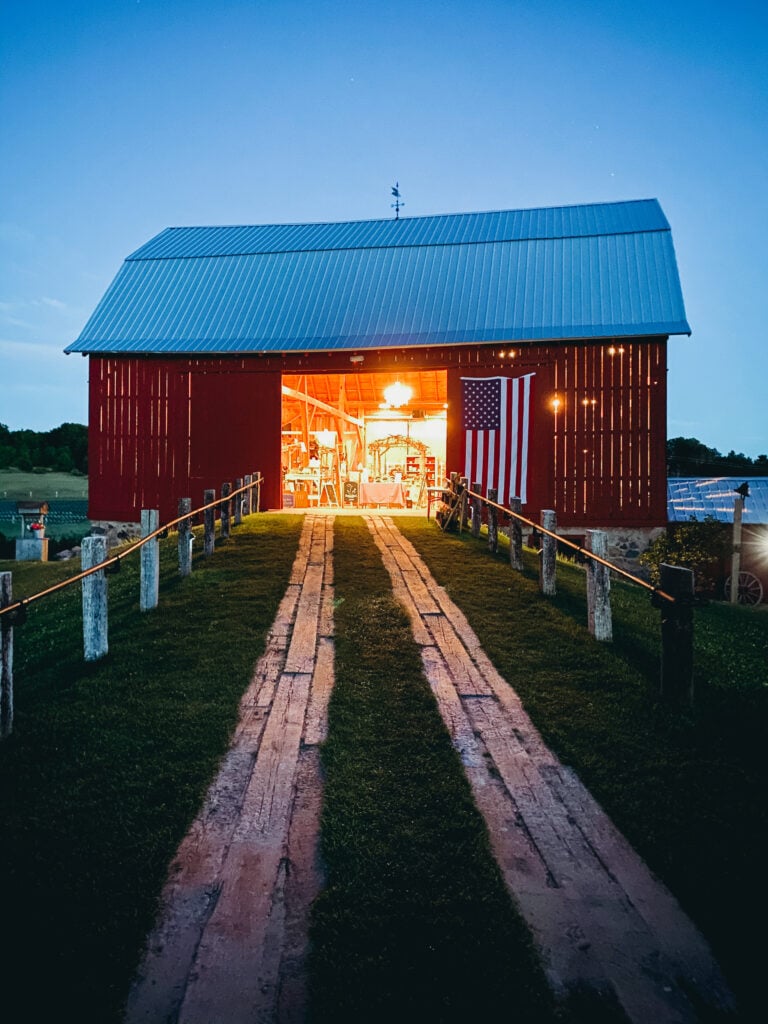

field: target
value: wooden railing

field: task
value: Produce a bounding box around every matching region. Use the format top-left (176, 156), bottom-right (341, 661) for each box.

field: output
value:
top-left (0, 474), bottom-right (262, 738)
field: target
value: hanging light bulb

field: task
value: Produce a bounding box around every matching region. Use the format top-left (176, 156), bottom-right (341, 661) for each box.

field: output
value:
top-left (383, 380), bottom-right (413, 408)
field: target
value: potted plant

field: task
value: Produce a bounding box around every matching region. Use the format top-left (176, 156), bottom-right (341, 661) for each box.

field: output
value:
top-left (29, 521), bottom-right (45, 538)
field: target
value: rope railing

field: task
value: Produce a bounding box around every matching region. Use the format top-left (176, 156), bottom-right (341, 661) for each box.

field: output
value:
top-left (0, 475), bottom-right (263, 622)
top-left (436, 475), bottom-right (695, 703)
top-left (469, 488), bottom-right (676, 604)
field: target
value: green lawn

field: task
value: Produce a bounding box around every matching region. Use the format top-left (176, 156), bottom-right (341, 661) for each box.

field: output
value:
top-left (398, 516), bottom-right (767, 1022)
top-left (0, 515), bottom-right (303, 1023)
top-left (0, 467), bottom-right (88, 499)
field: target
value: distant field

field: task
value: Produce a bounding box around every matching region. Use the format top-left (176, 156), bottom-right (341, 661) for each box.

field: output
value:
top-left (0, 469), bottom-right (88, 500)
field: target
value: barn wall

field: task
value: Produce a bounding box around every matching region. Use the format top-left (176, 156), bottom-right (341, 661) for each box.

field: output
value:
top-left (445, 339), bottom-right (667, 528)
top-left (88, 356), bottom-right (282, 522)
top-left (88, 338), bottom-right (667, 528)
top-left (549, 339), bottom-right (667, 527)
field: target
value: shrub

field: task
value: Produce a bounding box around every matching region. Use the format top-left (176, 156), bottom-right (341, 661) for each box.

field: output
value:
top-left (639, 517), bottom-right (730, 594)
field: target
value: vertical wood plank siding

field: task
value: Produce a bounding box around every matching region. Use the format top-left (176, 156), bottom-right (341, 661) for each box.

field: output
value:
top-left (88, 357), bottom-right (282, 521)
top-left (88, 339), bottom-right (666, 527)
top-left (550, 340), bottom-right (666, 525)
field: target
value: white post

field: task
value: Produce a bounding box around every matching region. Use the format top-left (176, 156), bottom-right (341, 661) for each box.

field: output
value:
top-left (540, 510), bottom-right (557, 596)
top-left (509, 496), bottom-right (523, 572)
top-left (585, 529), bottom-right (613, 642)
top-left (1, 572), bottom-right (13, 738)
top-left (178, 498), bottom-right (192, 577)
top-left (82, 536), bottom-right (109, 661)
top-left (140, 509), bottom-right (160, 611)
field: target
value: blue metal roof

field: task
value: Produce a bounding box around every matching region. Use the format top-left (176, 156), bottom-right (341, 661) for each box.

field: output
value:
top-left (668, 478), bottom-right (768, 524)
top-left (67, 199), bottom-right (690, 355)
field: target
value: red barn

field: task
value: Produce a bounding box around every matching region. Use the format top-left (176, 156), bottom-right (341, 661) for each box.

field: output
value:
top-left (66, 199), bottom-right (689, 560)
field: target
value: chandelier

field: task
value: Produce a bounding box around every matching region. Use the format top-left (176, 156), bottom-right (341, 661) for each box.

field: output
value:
top-left (382, 381), bottom-right (413, 408)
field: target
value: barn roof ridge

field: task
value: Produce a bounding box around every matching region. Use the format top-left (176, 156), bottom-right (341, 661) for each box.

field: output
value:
top-left (126, 198), bottom-right (670, 262)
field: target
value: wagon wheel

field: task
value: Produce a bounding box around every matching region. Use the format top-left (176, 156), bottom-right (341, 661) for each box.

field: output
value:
top-left (723, 571), bottom-right (764, 605)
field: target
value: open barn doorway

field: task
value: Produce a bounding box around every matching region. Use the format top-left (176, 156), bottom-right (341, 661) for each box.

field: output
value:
top-left (281, 370), bottom-right (447, 510)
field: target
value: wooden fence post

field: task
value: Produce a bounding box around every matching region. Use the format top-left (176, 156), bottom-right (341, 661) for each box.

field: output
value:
top-left (82, 535), bottom-right (108, 661)
top-left (487, 488), bottom-right (499, 553)
top-left (178, 498), bottom-right (192, 577)
top-left (234, 478), bottom-right (243, 525)
top-left (585, 529), bottom-right (612, 641)
top-left (204, 489), bottom-right (216, 557)
top-left (221, 482), bottom-right (232, 538)
top-left (659, 563), bottom-right (695, 704)
top-left (243, 474), bottom-right (252, 516)
top-left (540, 510), bottom-right (557, 596)
top-left (509, 496), bottom-right (523, 572)
top-left (470, 482), bottom-right (482, 538)
top-left (253, 471), bottom-right (261, 513)
top-left (459, 477), bottom-right (469, 532)
top-left (1, 572), bottom-right (13, 738)
top-left (140, 510), bottom-right (160, 612)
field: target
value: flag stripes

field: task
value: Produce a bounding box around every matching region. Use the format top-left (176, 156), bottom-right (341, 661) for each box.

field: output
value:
top-left (461, 373), bottom-right (535, 503)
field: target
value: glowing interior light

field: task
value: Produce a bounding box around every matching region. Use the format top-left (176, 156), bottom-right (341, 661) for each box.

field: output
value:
top-left (383, 381), bottom-right (413, 408)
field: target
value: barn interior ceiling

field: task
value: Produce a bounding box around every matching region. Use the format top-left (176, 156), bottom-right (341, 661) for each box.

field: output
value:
top-left (281, 370), bottom-right (447, 418)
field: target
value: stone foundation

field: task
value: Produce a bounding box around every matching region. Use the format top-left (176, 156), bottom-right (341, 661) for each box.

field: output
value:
top-left (557, 526), bottom-right (665, 578)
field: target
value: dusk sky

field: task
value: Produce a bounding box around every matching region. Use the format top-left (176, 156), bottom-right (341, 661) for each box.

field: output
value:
top-left (2, 0), bottom-right (766, 456)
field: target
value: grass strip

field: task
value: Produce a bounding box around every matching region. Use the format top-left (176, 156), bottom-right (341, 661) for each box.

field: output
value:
top-left (0, 514), bottom-right (303, 1023)
top-left (308, 517), bottom-right (556, 1024)
top-left (398, 516), bottom-right (768, 1022)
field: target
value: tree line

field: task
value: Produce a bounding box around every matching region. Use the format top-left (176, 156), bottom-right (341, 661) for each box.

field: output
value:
top-left (0, 423), bottom-right (88, 474)
top-left (667, 437), bottom-right (768, 477)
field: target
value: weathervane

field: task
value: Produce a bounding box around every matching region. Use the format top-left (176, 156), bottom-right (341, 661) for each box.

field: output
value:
top-left (391, 182), bottom-right (404, 220)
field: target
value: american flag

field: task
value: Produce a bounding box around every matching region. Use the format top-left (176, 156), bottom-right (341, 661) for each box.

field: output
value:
top-left (461, 373), bottom-right (535, 503)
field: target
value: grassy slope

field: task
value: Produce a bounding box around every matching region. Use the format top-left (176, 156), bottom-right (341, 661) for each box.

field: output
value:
top-left (309, 517), bottom-right (557, 1024)
top-left (398, 517), bottom-right (767, 1021)
top-left (0, 515), bottom-right (303, 1023)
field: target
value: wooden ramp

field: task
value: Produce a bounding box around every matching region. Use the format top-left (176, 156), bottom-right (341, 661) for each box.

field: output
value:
top-left (366, 515), bottom-right (736, 1024)
top-left (124, 515), bottom-right (334, 1024)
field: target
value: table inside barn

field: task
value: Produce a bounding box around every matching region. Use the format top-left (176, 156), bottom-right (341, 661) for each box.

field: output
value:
top-left (358, 481), bottom-right (407, 507)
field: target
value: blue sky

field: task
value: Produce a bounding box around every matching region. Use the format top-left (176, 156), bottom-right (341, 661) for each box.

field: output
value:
top-left (1, 0), bottom-right (766, 456)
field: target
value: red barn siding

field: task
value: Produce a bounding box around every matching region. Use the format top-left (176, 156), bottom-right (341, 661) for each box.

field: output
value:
top-left (88, 357), bottom-right (282, 522)
top-left (87, 338), bottom-right (667, 529)
top-left (549, 340), bottom-right (667, 526)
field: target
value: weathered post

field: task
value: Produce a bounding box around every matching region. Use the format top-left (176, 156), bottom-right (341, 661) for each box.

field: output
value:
top-left (234, 478), bottom-right (243, 526)
top-left (253, 471), bottom-right (261, 513)
top-left (243, 474), bottom-right (253, 516)
top-left (509, 496), bottom-right (524, 572)
top-left (140, 509), bottom-right (160, 611)
top-left (178, 498), bottom-right (192, 577)
top-left (585, 529), bottom-right (612, 641)
top-left (1, 572), bottom-right (13, 738)
top-left (82, 535), bottom-right (109, 661)
top-left (487, 488), bottom-right (499, 554)
top-left (659, 563), bottom-right (695, 704)
top-left (540, 510), bottom-right (557, 596)
top-left (204, 489), bottom-right (216, 557)
top-left (459, 477), bottom-right (470, 532)
top-left (221, 482), bottom-right (232, 538)
top-left (730, 493), bottom-right (745, 604)
top-left (470, 482), bottom-right (482, 538)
